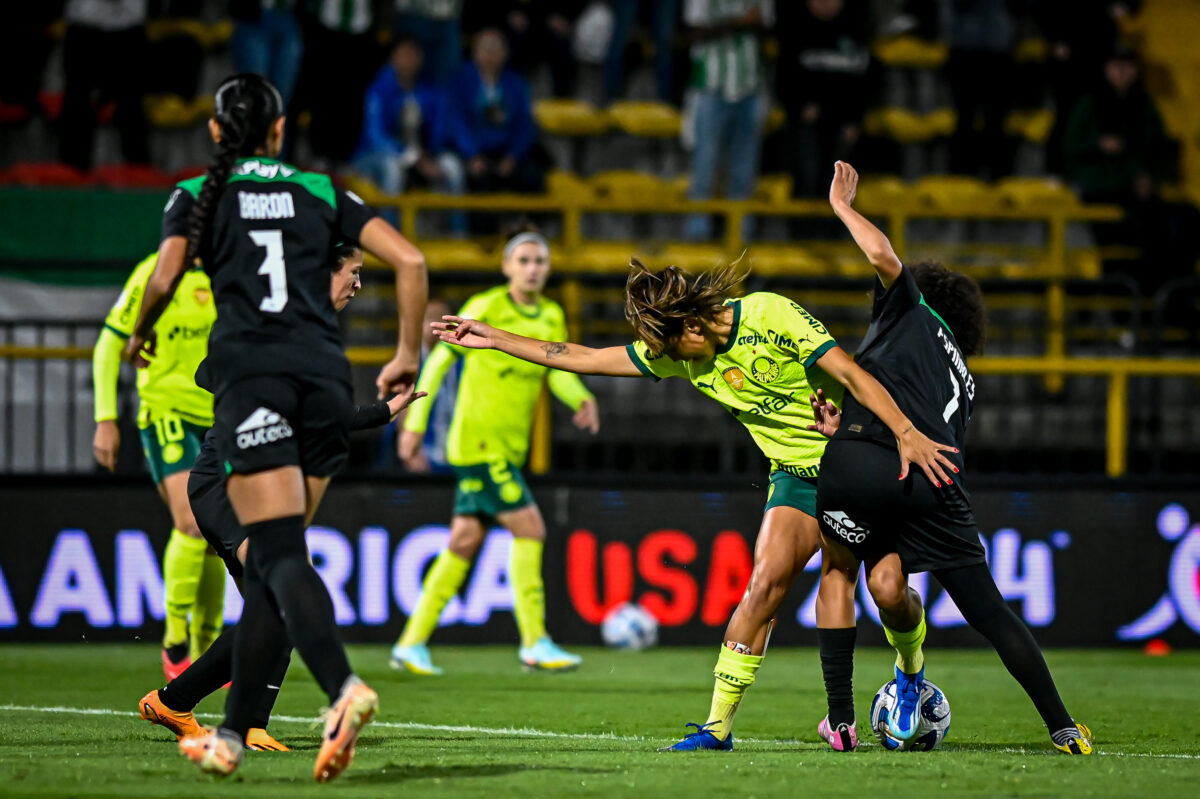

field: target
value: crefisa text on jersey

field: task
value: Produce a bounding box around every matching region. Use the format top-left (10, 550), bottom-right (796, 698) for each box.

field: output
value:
top-left (238, 191), bottom-right (296, 220)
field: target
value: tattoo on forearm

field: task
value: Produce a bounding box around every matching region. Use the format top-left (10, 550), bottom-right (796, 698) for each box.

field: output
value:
top-left (543, 342), bottom-right (569, 360)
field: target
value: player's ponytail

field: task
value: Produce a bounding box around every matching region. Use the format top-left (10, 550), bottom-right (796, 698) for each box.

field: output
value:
top-left (185, 74), bottom-right (284, 265)
top-left (624, 257), bottom-right (746, 356)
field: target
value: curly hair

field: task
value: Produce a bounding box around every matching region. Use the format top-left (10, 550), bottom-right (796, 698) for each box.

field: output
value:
top-left (909, 261), bottom-right (987, 356)
top-left (624, 258), bottom-right (746, 356)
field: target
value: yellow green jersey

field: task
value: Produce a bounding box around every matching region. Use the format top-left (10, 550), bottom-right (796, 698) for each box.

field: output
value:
top-left (98, 253), bottom-right (215, 427)
top-left (404, 286), bottom-right (595, 468)
top-left (626, 291), bottom-right (843, 478)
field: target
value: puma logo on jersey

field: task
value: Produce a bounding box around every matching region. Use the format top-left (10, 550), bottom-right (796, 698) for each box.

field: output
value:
top-left (239, 191), bottom-right (296, 220)
top-left (823, 510), bottom-right (868, 544)
top-left (235, 407), bottom-right (293, 450)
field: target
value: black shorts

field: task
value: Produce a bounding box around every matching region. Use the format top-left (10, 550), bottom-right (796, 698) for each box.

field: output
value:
top-left (213, 373), bottom-right (352, 479)
top-left (188, 465), bottom-right (245, 580)
top-left (816, 438), bottom-right (986, 573)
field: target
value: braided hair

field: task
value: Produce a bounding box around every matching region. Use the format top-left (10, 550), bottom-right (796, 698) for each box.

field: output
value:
top-left (185, 74), bottom-right (284, 266)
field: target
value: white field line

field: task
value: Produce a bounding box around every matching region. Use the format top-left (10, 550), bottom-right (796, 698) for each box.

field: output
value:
top-left (1, 704), bottom-right (1196, 761)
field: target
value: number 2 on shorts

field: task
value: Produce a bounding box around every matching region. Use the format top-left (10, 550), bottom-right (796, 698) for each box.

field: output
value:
top-left (250, 229), bottom-right (288, 313)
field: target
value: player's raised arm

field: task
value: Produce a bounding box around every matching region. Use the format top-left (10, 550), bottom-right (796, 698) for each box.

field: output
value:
top-left (360, 217), bottom-right (429, 399)
top-left (432, 316), bottom-right (643, 377)
top-left (829, 161), bottom-right (903, 289)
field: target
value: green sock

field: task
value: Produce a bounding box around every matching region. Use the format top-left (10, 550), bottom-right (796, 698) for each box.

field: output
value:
top-left (189, 553), bottom-right (227, 660)
top-left (509, 538), bottom-right (547, 648)
top-left (162, 529), bottom-right (207, 649)
top-left (398, 550), bottom-right (470, 648)
top-left (705, 645), bottom-right (765, 739)
top-left (884, 610), bottom-right (927, 675)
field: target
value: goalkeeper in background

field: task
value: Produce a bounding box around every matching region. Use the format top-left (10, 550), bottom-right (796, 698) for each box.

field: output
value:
top-left (92, 252), bottom-right (224, 680)
top-left (392, 226), bottom-right (599, 674)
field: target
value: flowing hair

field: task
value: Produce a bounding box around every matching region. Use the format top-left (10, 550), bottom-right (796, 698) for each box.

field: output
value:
top-left (185, 74), bottom-right (284, 266)
top-left (624, 258), bottom-right (747, 356)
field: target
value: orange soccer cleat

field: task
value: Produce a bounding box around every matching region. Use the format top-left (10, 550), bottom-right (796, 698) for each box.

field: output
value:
top-left (246, 727), bottom-right (289, 751)
top-left (179, 730), bottom-right (244, 776)
top-left (138, 689), bottom-right (206, 740)
top-left (313, 679), bottom-right (378, 783)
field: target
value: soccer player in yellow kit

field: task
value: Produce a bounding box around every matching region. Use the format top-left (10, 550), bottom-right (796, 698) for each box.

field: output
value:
top-left (92, 252), bottom-right (225, 679)
top-left (428, 259), bottom-right (955, 748)
top-left (392, 229), bottom-right (600, 674)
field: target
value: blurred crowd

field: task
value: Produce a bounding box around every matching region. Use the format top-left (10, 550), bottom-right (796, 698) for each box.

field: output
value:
top-left (0, 1), bottom-right (1195, 279)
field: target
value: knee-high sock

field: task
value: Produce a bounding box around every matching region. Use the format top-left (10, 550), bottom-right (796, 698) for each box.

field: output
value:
top-left (163, 529), bottom-right (207, 649)
top-left (704, 645), bottom-right (764, 739)
top-left (160, 625), bottom-right (234, 712)
top-left (397, 550), bottom-right (470, 648)
top-left (250, 648), bottom-right (292, 730)
top-left (884, 610), bottom-right (926, 675)
top-left (819, 627), bottom-right (857, 727)
top-left (189, 553), bottom-right (227, 659)
top-left (224, 561), bottom-right (291, 738)
top-left (509, 537), bottom-right (547, 648)
top-left (934, 563), bottom-right (1075, 732)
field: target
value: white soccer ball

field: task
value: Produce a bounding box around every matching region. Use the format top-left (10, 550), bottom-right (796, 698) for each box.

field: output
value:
top-left (600, 602), bottom-right (659, 650)
top-left (869, 678), bottom-right (951, 751)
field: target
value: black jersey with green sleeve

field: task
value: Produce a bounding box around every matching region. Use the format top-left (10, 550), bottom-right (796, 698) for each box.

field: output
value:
top-left (162, 158), bottom-right (377, 393)
top-left (835, 265), bottom-right (975, 457)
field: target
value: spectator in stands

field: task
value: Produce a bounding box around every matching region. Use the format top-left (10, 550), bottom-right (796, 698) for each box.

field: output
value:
top-left (1064, 45), bottom-right (1184, 284)
top-left (353, 37), bottom-right (465, 226)
top-left (603, 0), bottom-right (682, 104)
top-left (776, 0), bottom-right (871, 198)
top-left (443, 29), bottom-right (546, 194)
top-left (58, 0), bottom-right (151, 171)
top-left (682, 0), bottom-right (772, 241)
top-left (943, 0), bottom-right (1017, 179)
top-left (296, 0), bottom-right (382, 165)
top-left (463, 0), bottom-right (587, 98)
top-left (230, 0), bottom-right (304, 107)
top-left (394, 0), bottom-right (465, 85)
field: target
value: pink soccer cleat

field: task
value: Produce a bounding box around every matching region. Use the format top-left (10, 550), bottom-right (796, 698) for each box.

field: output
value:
top-left (818, 716), bottom-right (858, 752)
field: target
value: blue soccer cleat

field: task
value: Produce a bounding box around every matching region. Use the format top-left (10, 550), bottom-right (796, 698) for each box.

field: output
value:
top-left (519, 637), bottom-right (582, 671)
top-left (389, 643), bottom-right (443, 675)
top-left (888, 664), bottom-right (925, 741)
top-left (658, 722), bottom-right (734, 752)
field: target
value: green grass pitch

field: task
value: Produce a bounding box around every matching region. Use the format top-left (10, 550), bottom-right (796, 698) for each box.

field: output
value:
top-left (1, 644), bottom-right (1198, 798)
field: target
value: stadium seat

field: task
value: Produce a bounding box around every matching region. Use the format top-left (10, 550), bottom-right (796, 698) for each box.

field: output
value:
top-left (0, 162), bottom-right (89, 187)
top-left (606, 101), bottom-right (681, 138)
top-left (1014, 38), bottom-right (1048, 62)
top-left (589, 171), bottom-right (682, 203)
top-left (1004, 108), bottom-right (1055, 143)
top-left (145, 18), bottom-right (232, 49)
top-left (144, 94), bottom-right (200, 129)
top-left (871, 36), bottom-right (949, 70)
top-left (912, 175), bottom-right (996, 212)
top-left (995, 177), bottom-right (1079, 210)
top-left (656, 243), bottom-right (733, 270)
top-left (92, 163), bottom-right (175, 188)
top-left (563, 241), bottom-right (647, 273)
top-left (853, 175), bottom-right (910, 214)
top-left (533, 99), bottom-right (611, 137)
top-left (754, 174), bottom-right (792, 204)
top-left (864, 108), bottom-right (955, 143)
top-left (742, 245), bottom-right (828, 277)
top-left (546, 170), bottom-right (588, 199)
top-left (419, 239), bottom-right (496, 271)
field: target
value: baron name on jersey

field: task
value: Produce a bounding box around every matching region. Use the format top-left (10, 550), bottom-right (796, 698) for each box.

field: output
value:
top-left (239, 191), bottom-right (296, 220)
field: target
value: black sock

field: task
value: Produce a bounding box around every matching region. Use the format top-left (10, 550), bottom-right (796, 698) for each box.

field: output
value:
top-left (818, 627), bottom-right (857, 727)
top-left (223, 558), bottom-right (290, 739)
top-left (245, 515), bottom-right (352, 702)
top-left (159, 626), bottom-right (235, 712)
top-left (934, 563), bottom-right (1075, 732)
top-left (249, 648), bottom-right (292, 730)
top-left (164, 641), bottom-right (188, 664)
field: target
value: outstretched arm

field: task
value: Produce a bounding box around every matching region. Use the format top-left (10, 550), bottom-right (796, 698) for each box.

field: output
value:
top-left (431, 315), bottom-right (643, 377)
top-left (816, 345), bottom-right (958, 486)
top-left (829, 161), bottom-right (903, 289)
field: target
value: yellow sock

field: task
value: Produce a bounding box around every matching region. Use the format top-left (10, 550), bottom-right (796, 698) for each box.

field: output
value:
top-left (705, 645), bottom-right (764, 739)
top-left (189, 553), bottom-right (227, 659)
top-left (884, 611), bottom-right (927, 674)
top-left (398, 550), bottom-right (470, 648)
top-left (509, 537), bottom-right (547, 648)
top-left (162, 529), bottom-right (207, 649)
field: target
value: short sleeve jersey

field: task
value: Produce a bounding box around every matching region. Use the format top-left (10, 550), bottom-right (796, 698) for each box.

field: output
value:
top-left (408, 286), bottom-right (589, 468)
top-left (625, 292), bottom-right (842, 477)
top-left (103, 253), bottom-right (215, 426)
top-left (162, 157), bottom-right (377, 393)
top-left (835, 266), bottom-right (975, 460)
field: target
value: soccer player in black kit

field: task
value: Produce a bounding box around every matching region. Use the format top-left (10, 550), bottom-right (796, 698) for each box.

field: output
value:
top-left (811, 162), bottom-right (1092, 755)
top-left (124, 75), bottom-right (428, 781)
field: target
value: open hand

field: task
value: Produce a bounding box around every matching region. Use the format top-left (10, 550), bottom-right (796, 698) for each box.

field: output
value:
top-left (386, 391), bottom-right (427, 420)
top-left (830, 160), bottom-right (859, 207)
top-left (805, 389), bottom-right (841, 437)
top-left (431, 315), bottom-right (497, 349)
top-left (896, 427), bottom-right (959, 487)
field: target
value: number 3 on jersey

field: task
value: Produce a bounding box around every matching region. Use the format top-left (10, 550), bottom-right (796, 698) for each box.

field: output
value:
top-left (249, 229), bottom-right (288, 313)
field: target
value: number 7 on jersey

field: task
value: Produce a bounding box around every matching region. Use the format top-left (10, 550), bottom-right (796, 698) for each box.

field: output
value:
top-left (249, 229), bottom-right (289, 313)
